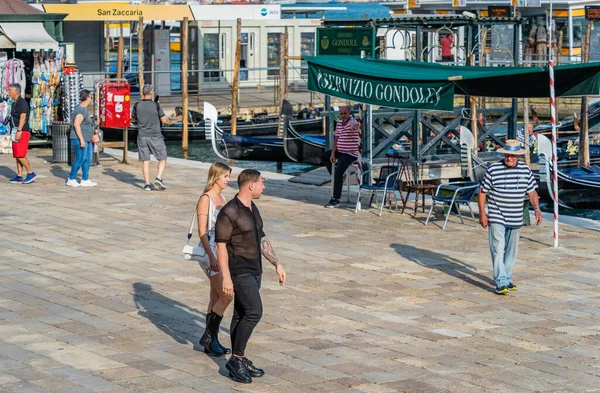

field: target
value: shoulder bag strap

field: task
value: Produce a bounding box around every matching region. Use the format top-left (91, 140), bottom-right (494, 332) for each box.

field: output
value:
top-left (187, 194), bottom-right (212, 243)
top-left (155, 102), bottom-right (163, 129)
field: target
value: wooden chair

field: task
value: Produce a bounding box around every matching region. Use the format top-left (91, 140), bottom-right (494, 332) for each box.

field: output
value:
top-left (400, 159), bottom-right (437, 215)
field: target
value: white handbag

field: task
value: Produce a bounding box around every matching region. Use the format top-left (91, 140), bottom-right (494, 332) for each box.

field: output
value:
top-left (10, 127), bottom-right (19, 143)
top-left (183, 196), bottom-right (214, 263)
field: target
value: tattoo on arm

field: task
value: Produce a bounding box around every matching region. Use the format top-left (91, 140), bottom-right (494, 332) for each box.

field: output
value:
top-left (261, 236), bottom-right (280, 267)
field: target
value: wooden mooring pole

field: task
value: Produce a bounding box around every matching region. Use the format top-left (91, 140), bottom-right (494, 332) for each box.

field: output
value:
top-left (105, 23), bottom-right (110, 77)
top-left (182, 17), bottom-right (189, 158)
top-left (231, 18), bottom-right (242, 136)
top-left (117, 22), bottom-right (123, 79)
top-left (276, 27), bottom-right (289, 170)
top-left (579, 21), bottom-right (593, 168)
top-left (278, 28), bottom-right (288, 109)
top-left (118, 21), bottom-right (127, 164)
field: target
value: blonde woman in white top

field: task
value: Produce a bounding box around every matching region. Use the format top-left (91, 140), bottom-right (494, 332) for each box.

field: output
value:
top-left (197, 161), bottom-right (232, 356)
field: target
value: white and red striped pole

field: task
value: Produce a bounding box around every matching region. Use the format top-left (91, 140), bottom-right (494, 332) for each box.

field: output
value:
top-left (548, 1), bottom-right (559, 247)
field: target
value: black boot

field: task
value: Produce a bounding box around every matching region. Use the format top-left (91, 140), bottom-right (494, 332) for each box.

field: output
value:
top-left (199, 331), bottom-right (225, 356)
top-left (207, 311), bottom-right (230, 354)
top-left (226, 356), bottom-right (252, 383)
top-left (199, 312), bottom-right (225, 357)
top-left (215, 334), bottom-right (231, 354)
top-left (241, 357), bottom-right (264, 377)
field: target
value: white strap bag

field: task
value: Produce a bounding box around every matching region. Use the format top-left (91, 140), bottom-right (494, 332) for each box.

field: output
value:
top-left (182, 195), bottom-right (214, 263)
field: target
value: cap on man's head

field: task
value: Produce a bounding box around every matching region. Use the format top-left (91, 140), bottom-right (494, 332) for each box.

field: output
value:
top-left (142, 85), bottom-right (154, 96)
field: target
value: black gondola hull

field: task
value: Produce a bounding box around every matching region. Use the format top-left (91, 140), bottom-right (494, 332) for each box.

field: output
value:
top-left (283, 122), bottom-right (326, 165)
top-left (535, 167), bottom-right (600, 209)
top-left (103, 118), bottom-right (322, 141)
top-left (214, 133), bottom-right (290, 162)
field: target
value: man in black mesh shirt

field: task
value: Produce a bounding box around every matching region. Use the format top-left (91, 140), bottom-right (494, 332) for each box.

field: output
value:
top-left (215, 169), bottom-right (286, 384)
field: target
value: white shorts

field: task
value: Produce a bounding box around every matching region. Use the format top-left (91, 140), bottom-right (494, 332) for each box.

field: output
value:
top-left (198, 244), bottom-right (220, 277)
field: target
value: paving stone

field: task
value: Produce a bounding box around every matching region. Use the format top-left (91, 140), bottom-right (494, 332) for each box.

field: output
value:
top-left (30, 375), bottom-right (79, 391)
top-left (115, 375), bottom-right (181, 391)
top-left (0, 372), bottom-right (21, 385)
top-left (2, 149), bottom-right (600, 392)
top-left (2, 381), bottom-right (50, 393)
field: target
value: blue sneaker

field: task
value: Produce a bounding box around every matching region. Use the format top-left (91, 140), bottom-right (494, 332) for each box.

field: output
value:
top-left (23, 172), bottom-right (37, 184)
top-left (153, 178), bottom-right (166, 190)
top-left (9, 176), bottom-right (23, 184)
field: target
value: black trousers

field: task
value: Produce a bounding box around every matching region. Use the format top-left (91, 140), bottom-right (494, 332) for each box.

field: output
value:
top-left (321, 150), bottom-right (357, 200)
top-left (230, 273), bottom-right (262, 357)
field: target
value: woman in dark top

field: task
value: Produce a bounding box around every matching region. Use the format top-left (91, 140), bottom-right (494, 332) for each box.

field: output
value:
top-left (67, 90), bottom-right (98, 187)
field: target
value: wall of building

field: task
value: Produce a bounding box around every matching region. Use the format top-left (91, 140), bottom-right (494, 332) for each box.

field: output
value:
top-left (63, 21), bottom-right (104, 72)
top-left (194, 18), bottom-right (321, 88)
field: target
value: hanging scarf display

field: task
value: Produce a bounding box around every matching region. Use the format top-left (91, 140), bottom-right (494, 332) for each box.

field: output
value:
top-left (29, 50), bottom-right (63, 134)
top-left (0, 57), bottom-right (25, 100)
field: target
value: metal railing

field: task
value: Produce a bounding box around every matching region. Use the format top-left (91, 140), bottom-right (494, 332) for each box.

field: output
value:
top-left (82, 64), bottom-right (310, 96)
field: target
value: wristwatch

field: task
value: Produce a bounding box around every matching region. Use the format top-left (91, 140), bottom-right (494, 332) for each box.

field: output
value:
top-left (534, 208), bottom-right (541, 212)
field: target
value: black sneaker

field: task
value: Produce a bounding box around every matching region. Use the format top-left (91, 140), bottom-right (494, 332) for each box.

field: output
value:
top-left (143, 184), bottom-right (152, 191)
top-left (495, 286), bottom-right (509, 295)
top-left (507, 283), bottom-right (517, 291)
top-left (325, 198), bottom-right (341, 208)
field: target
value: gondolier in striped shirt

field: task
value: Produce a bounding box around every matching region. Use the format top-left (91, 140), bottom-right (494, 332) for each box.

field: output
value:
top-left (321, 105), bottom-right (361, 208)
top-left (478, 139), bottom-right (543, 295)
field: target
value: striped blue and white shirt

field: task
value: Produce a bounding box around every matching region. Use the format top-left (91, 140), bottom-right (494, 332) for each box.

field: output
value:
top-left (480, 160), bottom-right (538, 228)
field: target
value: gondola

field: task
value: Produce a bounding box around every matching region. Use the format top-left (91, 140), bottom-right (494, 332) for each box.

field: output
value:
top-left (461, 128), bottom-right (600, 208)
top-left (103, 116), bottom-right (322, 142)
top-left (534, 97), bottom-right (600, 134)
top-left (283, 117), bottom-right (326, 165)
top-left (536, 133), bottom-right (600, 209)
top-left (204, 101), bottom-right (292, 162)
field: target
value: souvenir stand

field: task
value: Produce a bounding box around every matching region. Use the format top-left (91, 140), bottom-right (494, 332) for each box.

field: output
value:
top-left (0, 0), bottom-right (67, 153)
top-left (30, 49), bottom-right (64, 135)
top-left (0, 54), bottom-right (27, 154)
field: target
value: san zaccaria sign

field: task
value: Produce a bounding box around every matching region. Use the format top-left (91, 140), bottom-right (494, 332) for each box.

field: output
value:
top-left (317, 28), bottom-right (375, 58)
top-left (307, 63), bottom-right (455, 111)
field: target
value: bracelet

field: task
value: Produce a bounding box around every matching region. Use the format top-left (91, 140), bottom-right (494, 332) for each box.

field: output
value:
top-left (534, 208), bottom-right (541, 212)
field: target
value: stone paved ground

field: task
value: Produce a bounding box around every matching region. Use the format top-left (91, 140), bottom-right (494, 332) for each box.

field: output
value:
top-left (1, 149), bottom-right (600, 393)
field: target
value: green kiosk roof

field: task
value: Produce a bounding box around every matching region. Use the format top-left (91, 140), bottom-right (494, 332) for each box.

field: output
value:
top-left (305, 55), bottom-right (600, 111)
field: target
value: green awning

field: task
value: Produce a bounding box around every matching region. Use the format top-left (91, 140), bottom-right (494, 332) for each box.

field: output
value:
top-left (305, 56), bottom-right (600, 111)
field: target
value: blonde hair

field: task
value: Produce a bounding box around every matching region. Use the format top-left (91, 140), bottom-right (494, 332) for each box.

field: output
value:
top-left (204, 161), bottom-right (232, 193)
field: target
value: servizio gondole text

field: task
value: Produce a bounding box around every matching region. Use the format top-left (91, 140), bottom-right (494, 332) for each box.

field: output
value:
top-left (317, 70), bottom-right (444, 106)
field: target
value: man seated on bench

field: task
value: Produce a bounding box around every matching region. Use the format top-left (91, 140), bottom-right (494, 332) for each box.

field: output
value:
top-left (321, 105), bottom-right (361, 208)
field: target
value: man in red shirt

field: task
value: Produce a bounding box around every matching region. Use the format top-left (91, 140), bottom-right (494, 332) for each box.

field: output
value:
top-left (440, 33), bottom-right (454, 63)
top-left (320, 106), bottom-right (361, 208)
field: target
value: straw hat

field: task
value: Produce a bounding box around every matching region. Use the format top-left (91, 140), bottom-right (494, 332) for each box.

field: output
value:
top-left (497, 139), bottom-right (528, 155)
